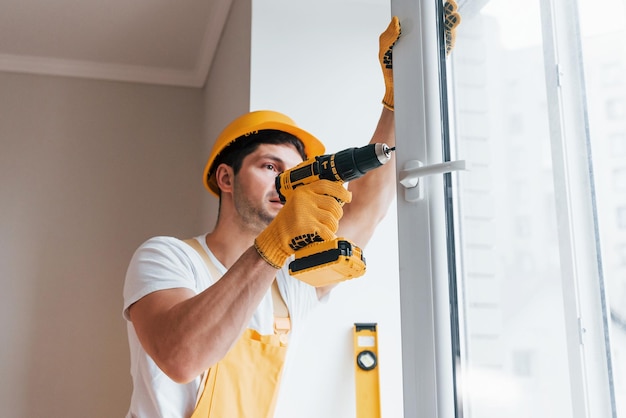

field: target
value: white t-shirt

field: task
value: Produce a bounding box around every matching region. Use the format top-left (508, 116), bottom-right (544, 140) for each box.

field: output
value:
top-left (123, 235), bottom-right (322, 418)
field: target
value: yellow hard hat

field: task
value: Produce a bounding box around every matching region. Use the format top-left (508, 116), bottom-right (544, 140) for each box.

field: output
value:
top-left (203, 110), bottom-right (326, 197)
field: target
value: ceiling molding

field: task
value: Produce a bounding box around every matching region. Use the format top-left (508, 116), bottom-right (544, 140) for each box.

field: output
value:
top-left (0, 53), bottom-right (205, 87)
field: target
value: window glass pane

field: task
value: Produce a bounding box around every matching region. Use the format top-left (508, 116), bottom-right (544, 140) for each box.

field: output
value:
top-left (609, 133), bottom-right (626, 156)
top-left (579, 0), bottom-right (626, 414)
top-left (450, 1), bottom-right (572, 416)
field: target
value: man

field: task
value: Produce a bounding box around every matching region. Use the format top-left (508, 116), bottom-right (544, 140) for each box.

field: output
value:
top-left (123, 11), bottom-right (459, 418)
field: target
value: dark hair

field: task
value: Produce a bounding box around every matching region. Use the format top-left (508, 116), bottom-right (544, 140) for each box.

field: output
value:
top-left (209, 129), bottom-right (307, 194)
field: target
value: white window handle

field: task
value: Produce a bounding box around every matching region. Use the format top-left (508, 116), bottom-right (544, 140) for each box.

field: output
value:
top-left (399, 159), bottom-right (467, 202)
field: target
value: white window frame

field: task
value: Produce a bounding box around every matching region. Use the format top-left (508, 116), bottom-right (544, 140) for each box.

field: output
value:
top-left (539, 0), bottom-right (614, 416)
top-left (391, 0), bottom-right (616, 417)
top-left (392, 0), bottom-right (456, 416)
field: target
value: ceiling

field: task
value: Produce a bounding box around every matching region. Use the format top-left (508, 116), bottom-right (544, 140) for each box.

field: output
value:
top-left (0, 0), bottom-right (233, 88)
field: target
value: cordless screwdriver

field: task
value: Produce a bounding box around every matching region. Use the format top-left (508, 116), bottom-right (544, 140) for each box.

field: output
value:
top-left (275, 143), bottom-right (394, 287)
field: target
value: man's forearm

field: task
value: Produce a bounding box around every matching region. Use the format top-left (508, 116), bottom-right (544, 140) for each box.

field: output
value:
top-left (130, 246), bottom-right (277, 383)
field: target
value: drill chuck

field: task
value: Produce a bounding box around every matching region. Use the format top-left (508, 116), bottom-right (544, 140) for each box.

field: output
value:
top-left (276, 143), bottom-right (393, 203)
top-left (331, 143), bottom-right (393, 182)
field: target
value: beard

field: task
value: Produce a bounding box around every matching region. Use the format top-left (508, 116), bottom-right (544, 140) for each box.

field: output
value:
top-left (232, 180), bottom-right (276, 234)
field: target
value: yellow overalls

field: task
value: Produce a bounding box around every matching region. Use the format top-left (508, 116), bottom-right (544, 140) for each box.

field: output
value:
top-left (185, 239), bottom-right (290, 418)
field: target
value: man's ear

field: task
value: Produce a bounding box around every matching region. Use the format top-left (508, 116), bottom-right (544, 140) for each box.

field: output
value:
top-left (214, 164), bottom-right (234, 195)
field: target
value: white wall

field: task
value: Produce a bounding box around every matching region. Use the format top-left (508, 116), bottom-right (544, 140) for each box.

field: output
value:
top-left (250, 1), bottom-right (403, 417)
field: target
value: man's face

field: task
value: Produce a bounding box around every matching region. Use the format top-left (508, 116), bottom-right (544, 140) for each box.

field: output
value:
top-left (231, 143), bottom-right (303, 233)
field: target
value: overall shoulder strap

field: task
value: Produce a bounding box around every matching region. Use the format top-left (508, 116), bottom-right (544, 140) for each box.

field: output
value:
top-left (183, 238), bottom-right (222, 281)
top-left (271, 280), bottom-right (291, 335)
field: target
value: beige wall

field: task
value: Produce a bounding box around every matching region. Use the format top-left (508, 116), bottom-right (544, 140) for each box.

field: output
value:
top-left (0, 0), bottom-right (251, 415)
top-left (0, 72), bottom-right (203, 417)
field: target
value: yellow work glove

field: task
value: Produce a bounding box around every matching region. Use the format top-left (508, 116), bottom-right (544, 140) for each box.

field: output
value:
top-left (444, 0), bottom-right (461, 56)
top-left (254, 181), bottom-right (352, 269)
top-left (379, 16), bottom-right (401, 111)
